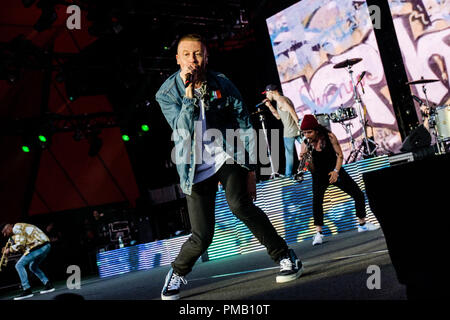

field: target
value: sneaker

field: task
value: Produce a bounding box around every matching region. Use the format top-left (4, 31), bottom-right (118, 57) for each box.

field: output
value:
top-left (13, 288), bottom-right (33, 300)
top-left (40, 281), bottom-right (55, 294)
top-left (161, 268), bottom-right (187, 300)
top-left (276, 249), bottom-right (303, 283)
top-left (358, 222), bottom-right (380, 232)
top-left (312, 232), bottom-right (324, 246)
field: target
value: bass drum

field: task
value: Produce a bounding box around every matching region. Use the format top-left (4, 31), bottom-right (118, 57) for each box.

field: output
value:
top-left (435, 105), bottom-right (450, 140)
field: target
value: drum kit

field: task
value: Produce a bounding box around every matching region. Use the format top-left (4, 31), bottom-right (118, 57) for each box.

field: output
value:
top-left (406, 77), bottom-right (449, 154)
top-left (309, 57), bottom-right (379, 163)
top-left (257, 57), bottom-right (447, 178)
top-left (306, 57), bottom-right (448, 162)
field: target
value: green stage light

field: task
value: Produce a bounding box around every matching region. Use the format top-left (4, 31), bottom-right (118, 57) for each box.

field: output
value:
top-left (122, 134), bottom-right (130, 142)
top-left (38, 135), bottom-right (47, 142)
top-left (22, 145), bottom-right (30, 152)
top-left (141, 124), bottom-right (149, 132)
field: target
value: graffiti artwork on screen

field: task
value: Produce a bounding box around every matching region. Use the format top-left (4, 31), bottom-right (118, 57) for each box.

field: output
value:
top-left (389, 0), bottom-right (450, 123)
top-left (266, 0), bottom-right (403, 160)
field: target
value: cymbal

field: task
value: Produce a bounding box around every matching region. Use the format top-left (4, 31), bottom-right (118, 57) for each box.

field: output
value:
top-left (333, 58), bottom-right (362, 69)
top-left (406, 78), bottom-right (439, 85)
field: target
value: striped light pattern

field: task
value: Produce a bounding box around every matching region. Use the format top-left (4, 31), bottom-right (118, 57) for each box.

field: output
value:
top-left (206, 156), bottom-right (390, 260)
top-left (96, 156), bottom-right (390, 277)
top-left (97, 235), bottom-right (190, 278)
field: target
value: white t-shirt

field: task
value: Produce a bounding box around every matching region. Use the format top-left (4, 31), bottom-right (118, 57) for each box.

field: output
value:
top-left (193, 89), bottom-right (232, 184)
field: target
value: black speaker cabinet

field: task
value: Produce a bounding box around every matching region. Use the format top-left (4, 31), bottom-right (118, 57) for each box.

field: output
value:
top-left (363, 153), bottom-right (449, 299)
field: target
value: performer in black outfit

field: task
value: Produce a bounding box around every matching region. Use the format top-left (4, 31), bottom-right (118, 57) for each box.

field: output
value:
top-left (299, 115), bottom-right (379, 246)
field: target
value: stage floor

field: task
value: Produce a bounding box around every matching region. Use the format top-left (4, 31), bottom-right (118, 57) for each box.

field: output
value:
top-left (0, 228), bottom-right (406, 301)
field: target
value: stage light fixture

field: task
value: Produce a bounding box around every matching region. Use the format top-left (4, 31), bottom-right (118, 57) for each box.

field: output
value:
top-left (141, 124), bottom-right (149, 132)
top-left (37, 134), bottom-right (51, 149)
top-left (21, 135), bottom-right (34, 152)
top-left (122, 134), bottom-right (130, 142)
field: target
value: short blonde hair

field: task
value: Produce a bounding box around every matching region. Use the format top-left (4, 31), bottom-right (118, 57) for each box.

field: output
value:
top-left (177, 33), bottom-right (208, 53)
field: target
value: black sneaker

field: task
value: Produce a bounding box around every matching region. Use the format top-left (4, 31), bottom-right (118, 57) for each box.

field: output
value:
top-left (13, 288), bottom-right (34, 300)
top-left (276, 248), bottom-right (303, 283)
top-left (40, 281), bottom-right (55, 294)
top-left (161, 268), bottom-right (187, 300)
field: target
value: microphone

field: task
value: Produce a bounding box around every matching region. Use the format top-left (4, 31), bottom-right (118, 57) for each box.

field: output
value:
top-left (305, 138), bottom-right (313, 151)
top-left (184, 73), bottom-right (192, 88)
top-left (411, 94), bottom-right (425, 105)
top-left (255, 100), bottom-right (267, 108)
top-left (357, 71), bottom-right (366, 94)
top-left (356, 71), bottom-right (366, 85)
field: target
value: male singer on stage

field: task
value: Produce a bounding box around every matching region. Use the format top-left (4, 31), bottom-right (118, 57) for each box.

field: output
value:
top-left (155, 33), bottom-right (303, 300)
top-left (1, 222), bottom-right (55, 300)
top-left (299, 115), bottom-right (379, 246)
top-left (262, 84), bottom-right (302, 177)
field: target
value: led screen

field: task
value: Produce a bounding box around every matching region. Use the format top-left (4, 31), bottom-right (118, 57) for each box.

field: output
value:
top-left (266, 0), bottom-right (403, 161)
top-left (388, 0), bottom-right (450, 123)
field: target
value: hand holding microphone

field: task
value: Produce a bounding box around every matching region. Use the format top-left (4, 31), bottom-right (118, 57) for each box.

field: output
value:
top-left (184, 73), bottom-right (193, 88)
top-left (184, 64), bottom-right (200, 88)
top-left (184, 65), bottom-right (199, 98)
top-left (256, 98), bottom-right (270, 108)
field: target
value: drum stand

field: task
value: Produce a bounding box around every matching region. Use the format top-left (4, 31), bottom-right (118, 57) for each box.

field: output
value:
top-left (341, 121), bottom-right (357, 164)
top-left (345, 65), bottom-right (378, 162)
top-left (421, 84), bottom-right (444, 154)
top-left (257, 111), bottom-right (282, 179)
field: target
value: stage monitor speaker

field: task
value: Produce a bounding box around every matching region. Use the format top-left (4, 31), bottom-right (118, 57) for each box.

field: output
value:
top-left (363, 153), bottom-right (449, 299)
top-left (400, 124), bottom-right (431, 152)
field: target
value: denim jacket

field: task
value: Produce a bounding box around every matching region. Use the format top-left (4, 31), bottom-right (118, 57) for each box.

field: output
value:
top-left (155, 70), bottom-right (256, 195)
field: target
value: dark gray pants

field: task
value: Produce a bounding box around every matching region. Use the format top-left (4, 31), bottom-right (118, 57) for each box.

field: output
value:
top-left (172, 164), bottom-right (288, 276)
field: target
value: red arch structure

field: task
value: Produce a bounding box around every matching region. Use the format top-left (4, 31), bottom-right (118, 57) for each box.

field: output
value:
top-left (0, 2), bottom-right (139, 222)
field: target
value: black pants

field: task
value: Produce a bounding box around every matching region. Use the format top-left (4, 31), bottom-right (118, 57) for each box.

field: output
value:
top-left (312, 168), bottom-right (366, 226)
top-left (172, 164), bottom-right (289, 276)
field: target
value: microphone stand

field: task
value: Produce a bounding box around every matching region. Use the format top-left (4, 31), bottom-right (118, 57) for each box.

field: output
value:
top-left (421, 84), bottom-right (444, 154)
top-left (346, 66), bottom-right (378, 161)
top-left (255, 105), bottom-right (282, 179)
